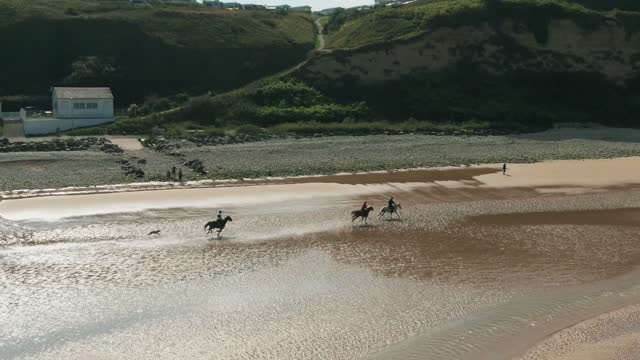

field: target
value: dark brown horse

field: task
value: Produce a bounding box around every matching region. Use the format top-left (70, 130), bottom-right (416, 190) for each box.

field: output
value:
top-left (352, 207), bottom-right (374, 224)
top-left (204, 216), bottom-right (233, 237)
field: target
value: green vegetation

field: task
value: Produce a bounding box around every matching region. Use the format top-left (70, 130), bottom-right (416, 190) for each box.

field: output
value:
top-left (0, 0), bottom-right (315, 104)
top-left (66, 118), bottom-right (523, 139)
top-left (570, 0), bottom-right (640, 11)
top-left (326, 0), bottom-right (638, 48)
top-left (12, 0), bottom-right (640, 138)
top-left (269, 119), bottom-right (525, 135)
top-left (158, 79), bottom-right (371, 127)
top-left (300, 0), bottom-right (640, 130)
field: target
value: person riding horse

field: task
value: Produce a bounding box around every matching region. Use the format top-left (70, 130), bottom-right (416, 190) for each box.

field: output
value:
top-left (388, 197), bottom-right (396, 213)
top-left (216, 210), bottom-right (223, 223)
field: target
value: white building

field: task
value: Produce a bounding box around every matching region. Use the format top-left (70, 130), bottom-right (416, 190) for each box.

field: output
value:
top-left (318, 7), bottom-right (342, 15)
top-left (21, 87), bottom-right (115, 136)
top-left (290, 5), bottom-right (311, 13)
top-left (52, 87), bottom-right (114, 119)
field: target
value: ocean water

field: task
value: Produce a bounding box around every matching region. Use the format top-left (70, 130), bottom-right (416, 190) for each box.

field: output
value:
top-left (1, 186), bottom-right (639, 360)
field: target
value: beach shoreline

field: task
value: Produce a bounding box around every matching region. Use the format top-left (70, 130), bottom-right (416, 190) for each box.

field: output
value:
top-left (1, 156), bottom-right (639, 203)
top-left (1, 128), bottom-right (639, 194)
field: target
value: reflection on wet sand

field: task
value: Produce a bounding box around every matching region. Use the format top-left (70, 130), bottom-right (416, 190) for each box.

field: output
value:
top-left (1, 158), bottom-right (640, 360)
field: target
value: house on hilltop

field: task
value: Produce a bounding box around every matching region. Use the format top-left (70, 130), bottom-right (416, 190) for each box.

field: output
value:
top-left (203, 0), bottom-right (223, 8)
top-left (291, 6), bottom-right (312, 13)
top-left (318, 7), bottom-right (342, 16)
top-left (223, 2), bottom-right (243, 9)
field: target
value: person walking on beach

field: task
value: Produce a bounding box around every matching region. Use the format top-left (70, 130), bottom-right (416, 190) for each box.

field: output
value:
top-left (503, 163), bottom-right (507, 175)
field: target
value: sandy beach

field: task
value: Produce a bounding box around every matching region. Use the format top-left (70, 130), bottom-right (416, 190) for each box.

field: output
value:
top-left (1, 137), bottom-right (640, 359)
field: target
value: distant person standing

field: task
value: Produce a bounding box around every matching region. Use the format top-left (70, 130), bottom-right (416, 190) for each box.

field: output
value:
top-left (503, 163), bottom-right (507, 175)
top-left (171, 165), bottom-right (177, 178)
top-left (178, 168), bottom-right (183, 182)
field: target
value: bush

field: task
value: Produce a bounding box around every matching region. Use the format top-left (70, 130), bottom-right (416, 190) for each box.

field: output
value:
top-left (235, 124), bottom-right (265, 136)
top-left (164, 126), bottom-right (187, 139)
top-left (251, 79), bottom-right (326, 107)
top-left (256, 102), bottom-right (370, 125)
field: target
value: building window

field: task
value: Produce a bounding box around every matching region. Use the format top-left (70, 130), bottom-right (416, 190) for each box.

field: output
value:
top-left (86, 103), bottom-right (98, 109)
top-left (73, 103), bottom-right (86, 109)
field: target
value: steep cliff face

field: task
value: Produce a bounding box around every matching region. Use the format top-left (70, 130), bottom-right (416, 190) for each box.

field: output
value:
top-left (294, 17), bottom-right (640, 126)
top-left (300, 19), bottom-right (640, 86)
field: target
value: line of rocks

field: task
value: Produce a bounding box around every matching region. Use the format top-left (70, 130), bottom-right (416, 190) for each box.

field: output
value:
top-left (117, 159), bottom-right (145, 179)
top-left (182, 159), bottom-right (207, 175)
top-left (0, 137), bottom-right (127, 154)
top-left (140, 137), bottom-right (183, 156)
top-left (188, 134), bottom-right (275, 146)
top-left (141, 137), bottom-right (209, 177)
top-left (0, 138), bottom-right (97, 152)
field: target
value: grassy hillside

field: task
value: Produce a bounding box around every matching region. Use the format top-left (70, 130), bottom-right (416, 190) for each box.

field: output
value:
top-left (21, 0), bottom-right (640, 136)
top-left (298, 0), bottom-right (640, 129)
top-left (327, 0), bottom-right (638, 49)
top-left (0, 0), bottom-right (315, 107)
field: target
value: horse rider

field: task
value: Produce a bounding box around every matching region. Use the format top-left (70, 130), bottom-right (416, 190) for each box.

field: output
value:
top-left (388, 197), bottom-right (396, 212)
top-left (216, 210), bottom-right (223, 223)
top-left (361, 201), bottom-right (368, 212)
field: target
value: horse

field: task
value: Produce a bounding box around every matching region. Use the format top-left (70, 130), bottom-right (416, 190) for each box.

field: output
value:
top-left (379, 203), bottom-right (402, 219)
top-left (352, 207), bottom-right (374, 224)
top-left (204, 216), bottom-right (233, 237)
top-left (147, 230), bottom-right (161, 236)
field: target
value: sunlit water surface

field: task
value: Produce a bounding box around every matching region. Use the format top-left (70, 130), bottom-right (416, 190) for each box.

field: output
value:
top-left (1, 189), bottom-right (640, 359)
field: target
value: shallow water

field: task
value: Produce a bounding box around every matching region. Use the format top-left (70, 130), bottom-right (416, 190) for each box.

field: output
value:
top-left (1, 181), bottom-right (640, 359)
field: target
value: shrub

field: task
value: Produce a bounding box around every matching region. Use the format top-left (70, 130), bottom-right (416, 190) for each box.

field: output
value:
top-left (235, 124), bottom-right (265, 136)
top-left (251, 79), bottom-right (326, 107)
top-left (256, 102), bottom-right (370, 125)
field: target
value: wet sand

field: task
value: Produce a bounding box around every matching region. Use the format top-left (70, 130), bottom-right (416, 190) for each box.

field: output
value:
top-left (1, 157), bottom-right (640, 359)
